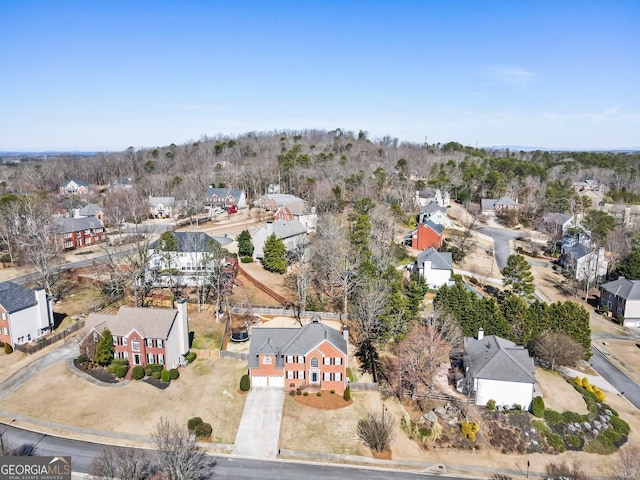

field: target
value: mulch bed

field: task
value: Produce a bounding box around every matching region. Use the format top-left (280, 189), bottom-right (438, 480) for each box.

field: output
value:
top-left (73, 359), bottom-right (119, 384)
top-left (292, 391), bottom-right (353, 410)
top-left (143, 377), bottom-right (171, 390)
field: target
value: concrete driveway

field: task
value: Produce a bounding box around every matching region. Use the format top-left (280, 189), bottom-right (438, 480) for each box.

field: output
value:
top-left (234, 387), bottom-right (285, 458)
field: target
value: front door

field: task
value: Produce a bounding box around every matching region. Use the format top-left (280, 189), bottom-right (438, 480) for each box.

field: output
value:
top-left (310, 370), bottom-right (320, 385)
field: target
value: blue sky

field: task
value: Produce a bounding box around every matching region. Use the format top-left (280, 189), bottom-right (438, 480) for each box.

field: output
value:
top-left (1, 1), bottom-right (638, 151)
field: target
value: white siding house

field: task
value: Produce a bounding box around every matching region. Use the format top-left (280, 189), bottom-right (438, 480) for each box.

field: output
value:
top-left (0, 282), bottom-right (54, 347)
top-left (252, 221), bottom-right (308, 260)
top-left (413, 248), bottom-right (452, 289)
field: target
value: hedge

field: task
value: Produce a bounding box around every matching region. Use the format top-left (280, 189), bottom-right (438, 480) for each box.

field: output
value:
top-left (240, 374), bottom-right (250, 392)
top-left (169, 368), bottom-right (180, 380)
top-left (161, 369), bottom-right (171, 382)
top-left (194, 422), bottom-right (212, 439)
top-left (132, 366), bottom-right (145, 380)
top-left (187, 417), bottom-right (203, 432)
top-left (543, 409), bottom-right (563, 425)
top-left (531, 396), bottom-right (544, 418)
top-left (185, 352), bottom-right (197, 363)
top-left (610, 416), bottom-right (630, 435)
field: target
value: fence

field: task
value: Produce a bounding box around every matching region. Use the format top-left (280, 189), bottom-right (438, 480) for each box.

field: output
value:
top-left (14, 319), bottom-right (85, 355)
top-left (237, 265), bottom-right (287, 304)
top-left (220, 350), bottom-right (247, 361)
top-left (228, 305), bottom-right (343, 321)
top-left (349, 382), bottom-right (379, 391)
top-left (192, 349), bottom-right (220, 359)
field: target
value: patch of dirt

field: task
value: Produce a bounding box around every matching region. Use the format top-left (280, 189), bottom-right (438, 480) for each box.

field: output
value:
top-left (292, 391), bottom-right (353, 410)
top-left (370, 448), bottom-right (392, 459)
top-left (143, 377), bottom-right (170, 390)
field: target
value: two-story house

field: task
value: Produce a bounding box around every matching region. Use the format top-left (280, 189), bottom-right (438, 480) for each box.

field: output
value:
top-left (481, 196), bottom-right (519, 215)
top-left (599, 278), bottom-right (640, 327)
top-left (405, 220), bottom-right (444, 251)
top-left (418, 202), bottom-right (452, 227)
top-left (205, 187), bottom-right (247, 209)
top-left (0, 281), bottom-right (54, 347)
top-left (79, 300), bottom-right (190, 369)
top-left (413, 248), bottom-right (453, 288)
top-left (52, 217), bottom-right (106, 250)
top-left (148, 196), bottom-right (176, 218)
top-left (248, 317), bottom-right (348, 394)
top-left (60, 180), bottom-right (90, 195)
top-left (251, 221), bottom-right (308, 260)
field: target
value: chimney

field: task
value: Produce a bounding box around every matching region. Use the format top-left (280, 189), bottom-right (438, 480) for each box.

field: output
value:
top-left (177, 299), bottom-right (189, 355)
top-left (478, 328), bottom-right (484, 340)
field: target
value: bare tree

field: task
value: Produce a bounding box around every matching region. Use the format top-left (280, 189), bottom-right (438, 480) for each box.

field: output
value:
top-left (285, 237), bottom-right (313, 325)
top-left (545, 459), bottom-right (591, 480)
top-left (530, 332), bottom-right (585, 370)
top-left (612, 443), bottom-right (640, 480)
top-left (0, 429), bottom-right (37, 456)
top-left (152, 418), bottom-right (216, 480)
top-left (90, 448), bottom-right (156, 480)
top-left (448, 214), bottom-right (478, 267)
top-left (357, 410), bottom-right (395, 452)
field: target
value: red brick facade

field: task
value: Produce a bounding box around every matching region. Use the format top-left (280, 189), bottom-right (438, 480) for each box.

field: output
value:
top-left (411, 223), bottom-right (443, 250)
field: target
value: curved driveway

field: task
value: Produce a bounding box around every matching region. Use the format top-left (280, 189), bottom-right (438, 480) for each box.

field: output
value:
top-left (476, 226), bottom-right (520, 270)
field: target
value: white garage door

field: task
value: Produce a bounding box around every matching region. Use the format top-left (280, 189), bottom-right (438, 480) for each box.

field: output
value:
top-left (268, 376), bottom-right (285, 387)
top-left (252, 376), bottom-right (268, 387)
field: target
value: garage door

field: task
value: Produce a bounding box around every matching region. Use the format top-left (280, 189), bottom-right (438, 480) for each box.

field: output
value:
top-left (268, 376), bottom-right (285, 387)
top-left (252, 376), bottom-right (268, 387)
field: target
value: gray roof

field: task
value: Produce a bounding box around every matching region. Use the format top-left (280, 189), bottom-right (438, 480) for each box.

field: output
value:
top-left (77, 203), bottom-right (102, 217)
top-left (84, 306), bottom-right (178, 340)
top-left (51, 216), bottom-right (103, 234)
top-left (206, 188), bottom-right (244, 204)
top-left (148, 196), bottom-right (175, 207)
top-left (150, 232), bottom-right (218, 252)
top-left (62, 179), bottom-right (89, 188)
top-left (417, 187), bottom-right (437, 198)
top-left (482, 196), bottom-right (518, 211)
top-left (495, 196), bottom-right (518, 207)
top-left (416, 248), bottom-right (452, 270)
top-left (0, 281), bottom-right (38, 313)
top-left (263, 194), bottom-right (304, 206)
top-left (481, 199), bottom-right (497, 211)
top-left (248, 320), bottom-right (347, 369)
top-left (269, 220), bottom-right (307, 239)
top-left (541, 212), bottom-right (572, 226)
top-left (600, 278), bottom-right (640, 301)
top-left (423, 219), bottom-right (444, 235)
top-left (463, 335), bottom-right (535, 384)
top-left (563, 243), bottom-right (589, 261)
top-left (420, 202), bottom-right (447, 216)
top-left (109, 178), bottom-right (132, 187)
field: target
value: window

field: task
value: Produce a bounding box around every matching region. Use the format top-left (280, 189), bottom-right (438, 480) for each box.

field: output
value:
top-left (123, 337), bottom-right (128, 346)
top-left (617, 306), bottom-right (623, 314)
top-left (148, 353), bottom-right (154, 364)
top-left (297, 356), bottom-right (304, 364)
top-left (157, 339), bottom-right (163, 348)
top-left (114, 352), bottom-right (119, 359)
top-left (298, 371), bottom-right (304, 380)
top-left (64, 232), bottom-right (72, 239)
top-left (65, 241), bottom-right (73, 249)
top-left (112, 336), bottom-right (117, 345)
top-left (93, 332), bottom-right (99, 343)
top-left (335, 372), bottom-right (342, 381)
top-left (263, 356), bottom-right (272, 365)
top-left (158, 354), bottom-right (164, 365)
top-left (123, 352), bottom-right (129, 360)
top-left (323, 357), bottom-right (330, 365)
top-left (323, 372), bottom-right (331, 381)
top-left (0, 312), bottom-right (6, 320)
top-left (335, 357), bottom-right (342, 365)
top-left (3, 327), bottom-right (8, 335)
top-left (134, 354), bottom-right (141, 365)
top-left (27, 334), bottom-right (31, 342)
top-left (146, 338), bottom-right (154, 348)
top-left (131, 339), bottom-right (140, 351)
top-left (286, 355), bottom-right (293, 364)
top-left (310, 357), bottom-right (319, 368)
top-left (286, 370), bottom-right (294, 379)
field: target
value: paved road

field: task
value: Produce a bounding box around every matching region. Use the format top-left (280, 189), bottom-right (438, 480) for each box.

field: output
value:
top-left (0, 424), bottom-right (477, 480)
top-left (589, 348), bottom-right (640, 410)
top-left (476, 227), bottom-right (520, 270)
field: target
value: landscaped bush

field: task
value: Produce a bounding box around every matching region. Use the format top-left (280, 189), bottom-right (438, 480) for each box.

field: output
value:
top-left (115, 364), bottom-right (128, 378)
top-left (602, 428), bottom-right (622, 443)
top-left (185, 352), bottom-right (197, 363)
top-left (161, 369), bottom-right (171, 382)
top-left (486, 399), bottom-right (496, 411)
top-left (145, 363), bottom-right (163, 377)
top-left (610, 416), bottom-right (631, 435)
top-left (187, 417), bottom-right (203, 432)
top-left (4, 343), bottom-right (13, 354)
top-left (531, 396), bottom-right (545, 418)
top-left (108, 359), bottom-right (129, 377)
top-left (565, 434), bottom-right (581, 448)
top-left (460, 421), bottom-right (479, 442)
top-left (77, 353), bottom-right (90, 363)
top-left (240, 256), bottom-right (253, 263)
top-left (131, 365), bottom-right (145, 380)
top-left (592, 385), bottom-right (606, 402)
top-left (357, 412), bottom-right (395, 452)
top-left (343, 386), bottom-right (351, 401)
top-left (531, 420), bottom-right (551, 437)
top-left (169, 368), bottom-right (179, 380)
top-left (194, 422), bottom-right (212, 439)
top-left (543, 409), bottom-right (563, 425)
top-left (561, 411), bottom-right (584, 423)
top-left (152, 371), bottom-right (161, 379)
top-left (316, 392), bottom-right (322, 397)
top-left (303, 391), bottom-right (309, 396)
top-left (239, 374), bottom-right (250, 392)
top-left (330, 389), bottom-right (335, 394)
top-left (547, 433), bottom-right (566, 452)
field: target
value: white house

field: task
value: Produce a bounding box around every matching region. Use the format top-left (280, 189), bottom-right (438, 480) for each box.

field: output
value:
top-left (413, 248), bottom-right (452, 288)
top-left (561, 244), bottom-right (608, 283)
top-left (60, 179), bottom-right (90, 195)
top-left (415, 187), bottom-right (450, 208)
top-left (481, 196), bottom-right (519, 215)
top-left (418, 203), bottom-right (452, 227)
top-left (459, 330), bottom-right (536, 410)
top-left (0, 281), bottom-right (54, 347)
top-left (252, 220), bottom-right (308, 260)
top-left (148, 196), bottom-right (176, 218)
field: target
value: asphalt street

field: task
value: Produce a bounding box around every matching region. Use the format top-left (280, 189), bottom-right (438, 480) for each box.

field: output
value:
top-left (589, 348), bottom-right (640, 410)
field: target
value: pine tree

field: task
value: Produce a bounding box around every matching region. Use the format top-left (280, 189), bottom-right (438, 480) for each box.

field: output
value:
top-left (617, 248), bottom-right (640, 280)
top-left (237, 230), bottom-right (254, 258)
top-left (501, 254), bottom-right (535, 298)
top-left (262, 234), bottom-right (287, 273)
top-left (94, 328), bottom-right (115, 365)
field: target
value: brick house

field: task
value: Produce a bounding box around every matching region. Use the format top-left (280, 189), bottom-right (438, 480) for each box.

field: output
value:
top-left (79, 300), bottom-right (190, 369)
top-left (599, 278), bottom-right (640, 327)
top-left (405, 220), bottom-right (444, 250)
top-left (0, 281), bottom-right (54, 347)
top-left (205, 187), bottom-right (247, 209)
top-left (52, 217), bottom-right (106, 250)
top-left (60, 179), bottom-right (90, 195)
top-left (248, 317), bottom-right (348, 394)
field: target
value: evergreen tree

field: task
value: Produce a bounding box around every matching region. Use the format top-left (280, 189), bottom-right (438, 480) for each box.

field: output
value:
top-left (157, 231), bottom-right (179, 252)
top-left (501, 254), bottom-right (535, 298)
top-left (617, 248), bottom-right (640, 280)
top-left (94, 328), bottom-right (115, 365)
top-left (237, 230), bottom-right (254, 257)
top-left (262, 234), bottom-right (287, 273)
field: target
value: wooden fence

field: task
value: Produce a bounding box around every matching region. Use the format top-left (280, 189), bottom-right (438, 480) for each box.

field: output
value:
top-left (237, 265), bottom-right (287, 304)
top-left (349, 382), bottom-right (379, 391)
top-left (220, 350), bottom-right (247, 361)
top-left (14, 319), bottom-right (85, 355)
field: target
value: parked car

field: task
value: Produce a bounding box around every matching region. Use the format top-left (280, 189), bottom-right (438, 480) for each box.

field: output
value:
top-left (226, 205), bottom-right (237, 214)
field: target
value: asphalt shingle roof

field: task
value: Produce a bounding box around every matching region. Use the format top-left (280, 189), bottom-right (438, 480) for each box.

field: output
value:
top-left (600, 278), bottom-right (640, 301)
top-left (148, 196), bottom-right (175, 207)
top-left (84, 306), bottom-right (178, 339)
top-left (0, 281), bottom-right (38, 313)
top-left (269, 220), bottom-right (307, 239)
top-left (463, 335), bottom-right (535, 384)
top-left (416, 248), bottom-right (452, 270)
top-left (150, 232), bottom-right (218, 252)
top-left (77, 203), bottom-right (102, 217)
top-left (419, 203), bottom-right (447, 216)
top-left (51, 216), bottom-right (103, 234)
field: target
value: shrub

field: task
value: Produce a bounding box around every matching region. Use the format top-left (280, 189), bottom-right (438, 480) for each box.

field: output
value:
top-left (152, 371), bottom-right (161, 379)
top-left (161, 369), bottom-right (171, 382)
top-left (544, 409), bottom-right (563, 425)
top-left (486, 399), bottom-right (496, 411)
top-left (565, 434), bottom-right (581, 448)
top-left (240, 256), bottom-right (253, 263)
top-left (187, 417), bottom-right (203, 432)
top-left (531, 420), bottom-right (551, 437)
top-left (77, 353), bottom-right (90, 363)
top-left (511, 404), bottom-right (522, 411)
top-left (460, 421), bottom-right (479, 442)
top-left (547, 433), bottom-right (566, 452)
top-left (169, 368), bottom-right (179, 380)
top-left (592, 385), bottom-right (606, 402)
top-left (289, 390), bottom-right (296, 396)
top-left (303, 391), bottom-right (309, 396)
top-left (115, 364), bottom-right (128, 378)
top-left (131, 366), bottom-right (145, 380)
top-left (194, 422), bottom-right (213, 439)
top-left (185, 352), bottom-right (197, 363)
top-left (330, 389), bottom-right (335, 394)
top-left (239, 374), bottom-right (250, 392)
top-left (610, 416), bottom-right (631, 435)
top-left (581, 377), bottom-right (591, 389)
top-left (602, 428), bottom-right (622, 443)
top-left (357, 412), bottom-right (395, 452)
top-left (573, 376), bottom-right (583, 387)
top-left (531, 396), bottom-right (545, 418)
top-left (145, 363), bottom-right (163, 376)
top-left (316, 392), bottom-right (322, 397)
top-left (343, 386), bottom-right (351, 401)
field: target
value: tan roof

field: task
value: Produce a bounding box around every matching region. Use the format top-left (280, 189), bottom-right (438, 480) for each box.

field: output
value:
top-left (84, 306), bottom-right (177, 339)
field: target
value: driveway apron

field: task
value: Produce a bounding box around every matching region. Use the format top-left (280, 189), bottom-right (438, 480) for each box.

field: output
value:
top-left (234, 387), bottom-right (285, 458)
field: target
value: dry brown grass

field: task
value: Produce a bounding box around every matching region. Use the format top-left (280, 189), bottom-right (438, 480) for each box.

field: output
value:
top-left (535, 368), bottom-right (588, 414)
top-left (0, 357), bottom-right (248, 444)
